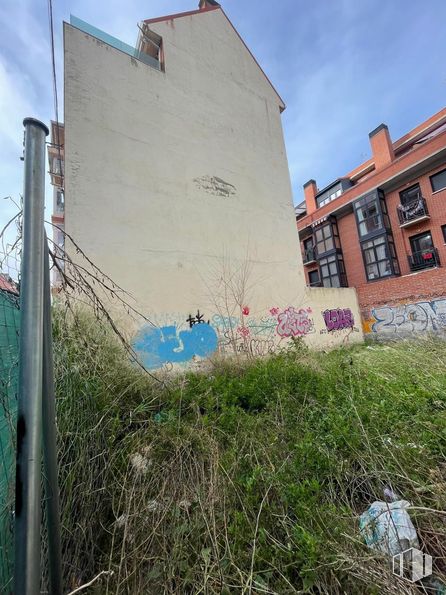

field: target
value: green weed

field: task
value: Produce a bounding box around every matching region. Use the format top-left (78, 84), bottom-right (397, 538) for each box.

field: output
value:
top-left (54, 312), bottom-right (446, 594)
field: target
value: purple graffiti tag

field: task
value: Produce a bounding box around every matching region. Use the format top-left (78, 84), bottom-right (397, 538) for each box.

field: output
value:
top-left (323, 308), bottom-right (354, 332)
top-left (276, 306), bottom-right (313, 337)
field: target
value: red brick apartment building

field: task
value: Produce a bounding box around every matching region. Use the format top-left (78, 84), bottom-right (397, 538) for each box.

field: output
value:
top-left (296, 108), bottom-right (446, 339)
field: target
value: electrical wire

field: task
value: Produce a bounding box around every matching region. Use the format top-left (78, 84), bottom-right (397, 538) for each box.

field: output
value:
top-left (47, 0), bottom-right (64, 191)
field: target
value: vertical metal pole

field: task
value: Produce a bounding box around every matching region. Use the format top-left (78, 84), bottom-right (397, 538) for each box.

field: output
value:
top-left (15, 118), bottom-right (49, 595)
top-left (42, 234), bottom-right (63, 595)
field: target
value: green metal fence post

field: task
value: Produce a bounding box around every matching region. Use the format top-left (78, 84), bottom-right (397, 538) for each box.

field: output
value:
top-left (15, 117), bottom-right (48, 595)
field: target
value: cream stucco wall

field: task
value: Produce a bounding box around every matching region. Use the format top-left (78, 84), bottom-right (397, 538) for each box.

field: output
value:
top-left (303, 287), bottom-right (363, 348)
top-left (64, 9), bottom-right (362, 369)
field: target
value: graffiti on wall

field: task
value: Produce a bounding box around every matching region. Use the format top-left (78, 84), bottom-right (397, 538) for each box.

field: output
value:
top-left (363, 298), bottom-right (446, 335)
top-left (275, 306), bottom-right (314, 337)
top-left (133, 301), bottom-right (358, 369)
top-left (133, 322), bottom-right (218, 369)
top-left (186, 309), bottom-right (209, 327)
top-left (217, 330), bottom-right (275, 357)
top-left (323, 308), bottom-right (354, 332)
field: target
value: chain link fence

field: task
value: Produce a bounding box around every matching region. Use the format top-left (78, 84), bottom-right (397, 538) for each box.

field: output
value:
top-left (0, 210), bottom-right (21, 592)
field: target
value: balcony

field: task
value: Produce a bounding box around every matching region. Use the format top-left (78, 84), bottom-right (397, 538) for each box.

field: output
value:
top-left (408, 247), bottom-right (440, 272)
top-left (397, 197), bottom-right (430, 228)
top-left (302, 246), bottom-right (317, 265)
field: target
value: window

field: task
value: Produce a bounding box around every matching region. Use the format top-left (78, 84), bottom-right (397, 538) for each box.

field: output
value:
top-left (442, 224), bottom-right (446, 243)
top-left (319, 253), bottom-right (347, 287)
top-left (142, 29), bottom-right (162, 61)
top-left (308, 269), bottom-right (320, 287)
top-left (303, 237), bottom-right (313, 252)
top-left (314, 219), bottom-right (342, 256)
top-left (397, 183), bottom-right (428, 225)
top-left (354, 189), bottom-right (391, 239)
top-left (357, 195), bottom-right (381, 236)
top-left (400, 183), bottom-right (421, 206)
top-left (408, 231), bottom-right (439, 270)
top-left (430, 168), bottom-right (446, 192)
top-left (313, 218), bottom-right (346, 284)
top-left (354, 189), bottom-right (399, 281)
top-left (319, 187), bottom-right (342, 207)
top-left (314, 224), bottom-right (334, 254)
top-left (361, 235), bottom-right (399, 281)
top-left (56, 228), bottom-right (65, 249)
top-left (410, 231), bottom-right (433, 254)
top-left (138, 26), bottom-right (164, 70)
top-left (316, 180), bottom-right (352, 207)
top-left (303, 237), bottom-right (316, 262)
top-left (51, 157), bottom-right (64, 176)
top-left (56, 190), bottom-right (64, 209)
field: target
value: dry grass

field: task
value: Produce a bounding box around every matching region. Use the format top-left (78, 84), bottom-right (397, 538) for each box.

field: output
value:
top-left (53, 312), bottom-right (446, 594)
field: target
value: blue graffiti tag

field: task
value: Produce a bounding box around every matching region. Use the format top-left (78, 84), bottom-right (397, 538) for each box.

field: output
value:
top-left (133, 324), bottom-right (218, 369)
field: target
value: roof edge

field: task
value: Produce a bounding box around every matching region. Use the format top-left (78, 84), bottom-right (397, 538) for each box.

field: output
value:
top-left (314, 177), bottom-right (350, 198)
top-left (297, 129), bottom-right (446, 231)
top-left (143, 5), bottom-right (286, 111)
top-left (143, 5), bottom-right (220, 25)
top-left (219, 7), bottom-right (286, 111)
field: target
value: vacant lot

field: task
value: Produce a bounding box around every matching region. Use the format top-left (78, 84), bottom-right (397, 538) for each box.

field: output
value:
top-left (55, 314), bottom-right (446, 594)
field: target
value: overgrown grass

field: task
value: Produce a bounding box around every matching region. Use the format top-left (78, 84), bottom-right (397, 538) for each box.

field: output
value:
top-left (53, 311), bottom-right (446, 594)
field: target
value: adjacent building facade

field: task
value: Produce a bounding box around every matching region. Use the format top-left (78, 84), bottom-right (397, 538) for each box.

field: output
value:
top-left (48, 121), bottom-right (65, 285)
top-left (296, 108), bottom-right (446, 339)
top-left (59, 1), bottom-right (362, 369)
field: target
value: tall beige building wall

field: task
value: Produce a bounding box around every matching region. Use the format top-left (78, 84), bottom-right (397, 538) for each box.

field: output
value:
top-left (64, 8), bottom-right (362, 369)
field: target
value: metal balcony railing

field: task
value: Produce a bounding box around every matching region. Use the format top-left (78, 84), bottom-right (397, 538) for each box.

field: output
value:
top-left (397, 197), bottom-right (429, 226)
top-left (408, 247), bottom-right (440, 272)
top-left (302, 246), bottom-right (317, 264)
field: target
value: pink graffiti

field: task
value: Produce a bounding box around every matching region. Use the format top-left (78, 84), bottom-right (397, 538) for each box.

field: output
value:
top-left (323, 308), bottom-right (354, 332)
top-left (242, 306), bottom-right (250, 316)
top-left (237, 326), bottom-right (251, 338)
top-left (269, 307), bottom-right (280, 317)
top-left (276, 306), bottom-right (312, 337)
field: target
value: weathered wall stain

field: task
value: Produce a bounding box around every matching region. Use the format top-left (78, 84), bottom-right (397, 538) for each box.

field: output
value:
top-left (133, 323), bottom-right (218, 369)
top-left (193, 175), bottom-right (236, 197)
top-left (364, 298), bottom-right (446, 335)
top-left (323, 308), bottom-right (354, 332)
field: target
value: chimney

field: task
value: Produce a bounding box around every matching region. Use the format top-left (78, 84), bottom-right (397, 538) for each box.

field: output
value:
top-left (303, 179), bottom-right (318, 215)
top-left (369, 124), bottom-right (394, 170)
top-left (199, 0), bottom-right (221, 9)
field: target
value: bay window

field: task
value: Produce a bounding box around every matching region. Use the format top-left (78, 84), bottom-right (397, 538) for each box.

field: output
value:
top-left (354, 189), bottom-right (400, 281)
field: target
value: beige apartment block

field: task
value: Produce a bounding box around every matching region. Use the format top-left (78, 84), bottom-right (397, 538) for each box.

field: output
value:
top-left (63, 2), bottom-right (362, 369)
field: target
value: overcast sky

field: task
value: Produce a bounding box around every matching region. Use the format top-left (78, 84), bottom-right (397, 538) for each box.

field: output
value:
top-left (1, 0), bottom-right (445, 236)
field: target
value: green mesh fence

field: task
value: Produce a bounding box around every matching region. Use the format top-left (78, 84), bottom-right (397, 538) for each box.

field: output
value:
top-left (0, 279), bottom-right (19, 593)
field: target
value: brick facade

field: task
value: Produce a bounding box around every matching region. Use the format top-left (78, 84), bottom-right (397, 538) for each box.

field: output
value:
top-left (297, 108), bottom-right (446, 337)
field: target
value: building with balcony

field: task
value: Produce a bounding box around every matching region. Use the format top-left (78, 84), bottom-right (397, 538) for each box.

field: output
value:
top-left (296, 108), bottom-right (446, 339)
